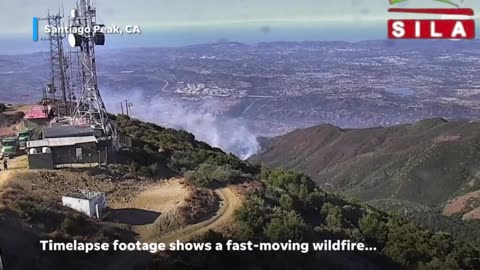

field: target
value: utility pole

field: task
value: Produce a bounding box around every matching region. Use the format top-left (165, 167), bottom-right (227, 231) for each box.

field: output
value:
top-left (120, 102), bottom-right (124, 115)
top-left (127, 102), bottom-right (133, 117)
top-left (125, 100), bottom-right (129, 116)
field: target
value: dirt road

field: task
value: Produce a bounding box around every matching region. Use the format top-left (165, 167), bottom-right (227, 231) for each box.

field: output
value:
top-left (109, 179), bottom-right (187, 213)
top-left (7, 155), bottom-right (28, 170)
top-left (108, 179), bottom-right (190, 241)
top-left (157, 187), bottom-right (240, 245)
top-left (0, 171), bottom-right (13, 190)
top-left (106, 186), bottom-right (242, 270)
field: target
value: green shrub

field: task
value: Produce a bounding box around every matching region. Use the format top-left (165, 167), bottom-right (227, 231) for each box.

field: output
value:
top-left (60, 213), bottom-right (88, 235)
top-left (235, 194), bottom-right (270, 234)
top-left (279, 194), bottom-right (295, 211)
top-left (263, 209), bottom-right (307, 242)
top-left (185, 163), bottom-right (242, 187)
top-left (13, 196), bottom-right (50, 221)
top-left (359, 213), bottom-right (388, 244)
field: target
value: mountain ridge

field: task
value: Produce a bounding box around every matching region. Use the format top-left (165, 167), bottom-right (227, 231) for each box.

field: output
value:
top-left (254, 118), bottom-right (480, 214)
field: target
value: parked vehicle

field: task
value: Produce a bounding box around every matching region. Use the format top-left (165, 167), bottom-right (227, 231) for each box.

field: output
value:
top-left (1, 137), bottom-right (19, 158)
top-left (17, 129), bottom-right (32, 150)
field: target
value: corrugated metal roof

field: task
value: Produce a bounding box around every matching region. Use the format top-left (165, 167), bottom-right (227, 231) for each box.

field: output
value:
top-left (43, 125), bottom-right (95, 138)
top-left (49, 136), bottom-right (98, 147)
top-left (27, 139), bottom-right (49, 148)
top-left (27, 136), bottom-right (98, 148)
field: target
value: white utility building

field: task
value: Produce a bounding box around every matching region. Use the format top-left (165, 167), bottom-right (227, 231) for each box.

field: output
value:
top-left (62, 190), bottom-right (107, 219)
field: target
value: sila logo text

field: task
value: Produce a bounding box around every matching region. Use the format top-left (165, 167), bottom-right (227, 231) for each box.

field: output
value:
top-left (387, 0), bottom-right (475, 39)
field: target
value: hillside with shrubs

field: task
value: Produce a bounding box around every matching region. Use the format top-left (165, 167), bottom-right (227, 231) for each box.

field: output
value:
top-left (116, 116), bottom-right (480, 270)
top-left (0, 115), bottom-right (479, 269)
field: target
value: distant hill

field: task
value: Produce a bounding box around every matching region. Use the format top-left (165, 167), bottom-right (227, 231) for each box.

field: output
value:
top-left (254, 119), bottom-right (480, 221)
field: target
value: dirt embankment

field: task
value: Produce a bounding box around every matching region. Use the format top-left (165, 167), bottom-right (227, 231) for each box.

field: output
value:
top-left (157, 187), bottom-right (241, 245)
top-left (109, 179), bottom-right (188, 214)
top-left (0, 171), bottom-right (11, 189)
top-left (104, 183), bottom-right (243, 270)
top-left (108, 180), bottom-right (242, 244)
top-left (3, 170), bottom-right (138, 203)
top-left (0, 170), bottom-right (16, 209)
top-left (444, 190), bottom-right (480, 220)
top-left (108, 179), bottom-right (191, 241)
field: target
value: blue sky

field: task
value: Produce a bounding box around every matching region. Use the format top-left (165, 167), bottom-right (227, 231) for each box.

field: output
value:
top-left (0, 0), bottom-right (479, 54)
top-left (2, 0), bottom-right (480, 34)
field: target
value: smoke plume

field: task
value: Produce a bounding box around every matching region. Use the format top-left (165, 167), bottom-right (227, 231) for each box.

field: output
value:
top-left (104, 90), bottom-right (260, 159)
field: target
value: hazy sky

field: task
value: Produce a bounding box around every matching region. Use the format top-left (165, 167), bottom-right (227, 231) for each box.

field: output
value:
top-left (2, 0), bottom-right (480, 34)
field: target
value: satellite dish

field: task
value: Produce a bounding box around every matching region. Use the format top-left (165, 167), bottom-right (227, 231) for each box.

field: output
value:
top-left (68, 33), bottom-right (81, 47)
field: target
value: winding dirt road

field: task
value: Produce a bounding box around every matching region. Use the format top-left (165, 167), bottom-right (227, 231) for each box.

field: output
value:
top-left (108, 180), bottom-right (241, 245)
top-left (108, 179), bottom-right (190, 241)
top-left (106, 186), bottom-right (241, 270)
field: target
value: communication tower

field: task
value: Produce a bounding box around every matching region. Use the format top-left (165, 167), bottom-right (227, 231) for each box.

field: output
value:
top-left (39, 10), bottom-right (72, 117)
top-left (68, 0), bottom-right (113, 136)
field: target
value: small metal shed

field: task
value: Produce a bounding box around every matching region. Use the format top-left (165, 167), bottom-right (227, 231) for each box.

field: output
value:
top-left (62, 190), bottom-right (107, 219)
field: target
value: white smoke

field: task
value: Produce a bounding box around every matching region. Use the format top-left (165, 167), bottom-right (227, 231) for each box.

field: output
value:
top-left (104, 90), bottom-right (260, 159)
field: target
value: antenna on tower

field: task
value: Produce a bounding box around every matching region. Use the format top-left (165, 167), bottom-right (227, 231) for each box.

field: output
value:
top-left (69, 0), bottom-right (112, 137)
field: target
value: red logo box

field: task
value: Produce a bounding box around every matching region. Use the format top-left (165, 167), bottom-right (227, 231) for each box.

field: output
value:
top-left (388, 8), bottom-right (476, 39)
